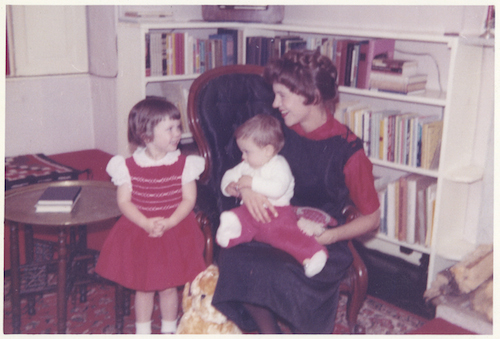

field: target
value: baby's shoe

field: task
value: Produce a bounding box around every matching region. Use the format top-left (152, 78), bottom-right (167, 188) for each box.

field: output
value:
top-left (304, 250), bottom-right (328, 277)
top-left (216, 211), bottom-right (242, 247)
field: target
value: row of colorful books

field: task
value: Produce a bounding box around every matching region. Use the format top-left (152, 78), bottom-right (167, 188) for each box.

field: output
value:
top-left (336, 102), bottom-right (443, 169)
top-left (145, 29), bottom-right (240, 77)
top-left (376, 174), bottom-right (437, 247)
top-left (146, 31), bottom-right (187, 77)
top-left (145, 30), bottom-right (428, 96)
top-left (244, 36), bottom-right (401, 90)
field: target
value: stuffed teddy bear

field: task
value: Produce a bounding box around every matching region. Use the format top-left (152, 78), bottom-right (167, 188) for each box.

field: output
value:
top-left (294, 206), bottom-right (338, 237)
top-left (177, 265), bottom-right (242, 334)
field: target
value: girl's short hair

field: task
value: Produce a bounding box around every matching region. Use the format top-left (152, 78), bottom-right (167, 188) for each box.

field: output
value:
top-left (235, 114), bottom-right (285, 153)
top-left (127, 97), bottom-right (181, 147)
top-left (263, 49), bottom-right (338, 106)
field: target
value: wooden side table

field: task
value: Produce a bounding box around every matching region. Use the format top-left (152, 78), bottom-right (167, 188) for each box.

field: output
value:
top-left (5, 180), bottom-right (121, 334)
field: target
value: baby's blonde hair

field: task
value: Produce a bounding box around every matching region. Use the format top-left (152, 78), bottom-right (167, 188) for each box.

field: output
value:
top-left (235, 114), bottom-right (284, 153)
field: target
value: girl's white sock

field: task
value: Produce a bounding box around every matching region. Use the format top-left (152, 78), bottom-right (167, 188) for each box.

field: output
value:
top-left (135, 321), bottom-right (152, 334)
top-left (161, 319), bottom-right (177, 334)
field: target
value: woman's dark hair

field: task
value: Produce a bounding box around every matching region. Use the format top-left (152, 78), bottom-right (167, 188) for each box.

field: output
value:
top-left (127, 97), bottom-right (181, 147)
top-left (263, 49), bottom-right (338, 106)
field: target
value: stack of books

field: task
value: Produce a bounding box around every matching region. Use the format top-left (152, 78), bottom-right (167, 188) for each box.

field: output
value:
top-left (369, 58), bottom-right (428, 94)
top-left (35, 186), bottom-right (82, 213)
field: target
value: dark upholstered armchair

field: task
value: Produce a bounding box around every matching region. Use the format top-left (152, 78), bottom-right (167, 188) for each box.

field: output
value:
top-left (186, 64), bottom-right (368, 334)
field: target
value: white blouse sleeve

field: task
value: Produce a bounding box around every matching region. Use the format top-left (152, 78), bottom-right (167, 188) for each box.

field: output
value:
top-left (106, 155), bottom-right (131, 188)
top-left (182, 155), bottom-right (206, 184)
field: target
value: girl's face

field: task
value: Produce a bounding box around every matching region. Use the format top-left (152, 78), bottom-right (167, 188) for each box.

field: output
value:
top-left (147, 117), bottom-right (182, 156)
top-left (272, 83), bottom-right (312, 127)
top-left (236, 137), bottom-right (275, 169)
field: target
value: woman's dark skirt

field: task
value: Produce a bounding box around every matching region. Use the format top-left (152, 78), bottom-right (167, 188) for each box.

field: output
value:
top-left (212, 240), bottom-right (353, 333)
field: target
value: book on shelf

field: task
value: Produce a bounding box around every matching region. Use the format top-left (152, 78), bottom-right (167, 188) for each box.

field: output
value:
top-left (420, 119), bottom-right (443, 169)
top-left (371, 58), bottom-right (419, 76)
top-left (369, 72), bottom-right (427, 84)
top-left (209, 33), bottom-right (235, 67)
top-left (344, 41), bottom-right (361, 87)
top-left (356, 39), bottom-right (395, 89)
top-left (216, 28), bottom-right (240, 64)
top-left (370, 73), bottom-right (428, 94)
top-left (275, 35), bottom-right (303, 56)
top-left (335, 39), bottom-right (358, 86)
top-left (35, 186), bottom-right (82, 213)
top-left (379, 175), bottom-right (436, 246)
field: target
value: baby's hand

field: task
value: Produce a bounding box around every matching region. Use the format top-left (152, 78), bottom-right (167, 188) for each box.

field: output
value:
top-left (225, 182), bottom-right (240, 197)
top-left (237, 175), bottom-right (253, 190)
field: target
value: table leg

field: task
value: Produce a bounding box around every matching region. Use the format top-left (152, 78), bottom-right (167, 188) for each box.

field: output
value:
top-left (9, 221), bottom-right (21, 334)
top-left (24, 224), bottom-right (36, 316)
top-left (57, 227), bottom-right (68, 334)
top-left (77, 225), bottom-right (88, 303)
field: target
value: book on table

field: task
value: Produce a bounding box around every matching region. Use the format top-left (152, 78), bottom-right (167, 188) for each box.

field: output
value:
top-left (35, 185), bottom-right (82, 213)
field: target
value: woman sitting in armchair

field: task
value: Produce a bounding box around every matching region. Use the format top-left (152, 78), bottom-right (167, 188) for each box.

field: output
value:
top-left (212, 49), bottom-right (381, 334)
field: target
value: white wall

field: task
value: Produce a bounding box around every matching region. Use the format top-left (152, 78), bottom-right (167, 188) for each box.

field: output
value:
top-left (87, 6), bottom-right (119, 155)
top-left (5, 75), bottom-right (94, 156)
top-left (283, 5), bottom-right (487, 36)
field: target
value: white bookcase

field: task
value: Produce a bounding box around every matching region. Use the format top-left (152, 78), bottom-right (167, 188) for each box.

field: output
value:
top-left (115, 20), bottom-right (493, 288)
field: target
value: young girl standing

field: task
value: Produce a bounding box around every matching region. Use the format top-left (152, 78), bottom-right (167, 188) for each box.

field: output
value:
top-left (95, 97), bottom-right (206, 334)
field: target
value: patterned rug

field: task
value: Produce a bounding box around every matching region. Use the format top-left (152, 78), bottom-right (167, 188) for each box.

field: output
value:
top-left (3, 278), bottom-right (428, 334)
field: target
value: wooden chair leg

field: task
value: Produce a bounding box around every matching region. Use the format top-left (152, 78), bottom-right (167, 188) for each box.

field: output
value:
top-left (345, 240), bottom-right (369, 334)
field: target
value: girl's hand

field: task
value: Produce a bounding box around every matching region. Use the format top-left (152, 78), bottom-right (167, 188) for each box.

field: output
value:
top-left (150, 218), bottom-right (176, 237)
top-left (240, 187), bottom-right (278, 223)
top-left (225, 182), bottom-right (241, 198)
top-left (143, 217), bottom-right (165, 237)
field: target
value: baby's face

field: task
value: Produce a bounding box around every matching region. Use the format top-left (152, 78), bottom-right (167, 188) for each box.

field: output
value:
top-left (236, 137), bottom-right (275, 169)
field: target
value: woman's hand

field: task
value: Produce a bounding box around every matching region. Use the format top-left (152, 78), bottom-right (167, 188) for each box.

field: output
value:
top-left (315, 208), bottom-right (381, 245)
top-left (239, 187), bottom-right (278, 223)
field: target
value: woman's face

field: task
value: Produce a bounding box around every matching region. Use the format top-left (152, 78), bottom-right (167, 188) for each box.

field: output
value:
top-left (272, 83), bottom-right (312, 127)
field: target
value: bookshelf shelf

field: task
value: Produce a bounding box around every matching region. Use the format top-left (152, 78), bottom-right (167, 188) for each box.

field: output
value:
top-left (146, 74), bottom-right (199, 83)
top-left (339, 86), bottom-right (447, 106)
top-left (116, 20), bottom-right (492, 289)
top-left (370, 158), bottom-right (439, 178)
top-left (376, 233), bottom-right (432, 255)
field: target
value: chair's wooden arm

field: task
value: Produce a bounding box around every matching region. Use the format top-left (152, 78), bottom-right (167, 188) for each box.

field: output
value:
top-left (196, 212), bottom-right (214, 266)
